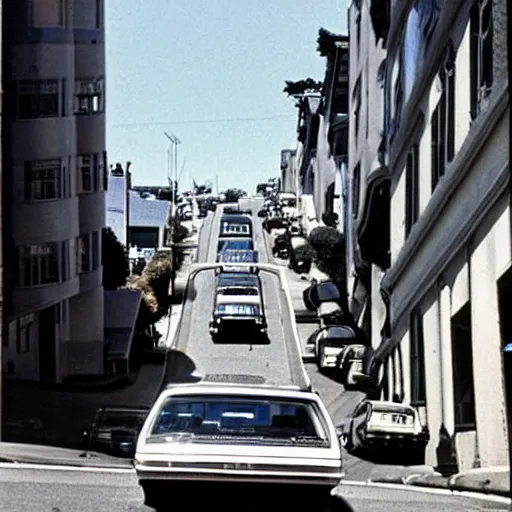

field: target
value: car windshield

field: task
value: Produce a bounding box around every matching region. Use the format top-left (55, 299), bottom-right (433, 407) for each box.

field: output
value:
top-left (149, 396), bottom-right (328, 445)
top-left (216, 304), bottom-right (260, 316)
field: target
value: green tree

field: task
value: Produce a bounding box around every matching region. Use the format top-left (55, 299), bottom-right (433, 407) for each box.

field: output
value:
top-left (283, 78), bottom-right (323, 97)
top-left (102, 227), bottom-right (129, 290)
top-left (223, 188), bottom-right (247, 203)
top-left (126, 250), bottom-right (173, 327)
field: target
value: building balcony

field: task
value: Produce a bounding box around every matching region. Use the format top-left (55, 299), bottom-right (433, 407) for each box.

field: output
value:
top-left (12, 276), bottom-right (80, 318)
top-left (79, 266), bottom-right (103, 295)
top-left (11, 117), bottom-right (76, 162)
top-left (75, 114), bottom-right (106, 154)
top-left (12, 197), bottom-right (79, 246)
top-left (78, 191), bottom-right (106, 233)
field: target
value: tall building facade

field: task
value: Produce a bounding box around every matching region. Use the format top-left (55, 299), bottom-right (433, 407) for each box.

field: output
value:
top-left (2, 0), bottom-right (107, 383)
top-left (348, 0), bottom-right (509, 472)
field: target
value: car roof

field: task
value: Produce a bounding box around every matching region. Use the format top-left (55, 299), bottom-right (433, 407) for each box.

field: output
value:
top-left (365, 400), bottom-right (416, 412)
top-left (160, 381), bottom-right (316, 399)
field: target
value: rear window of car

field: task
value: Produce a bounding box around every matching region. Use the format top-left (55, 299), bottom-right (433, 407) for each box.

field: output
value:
top-left (149, 396), bottom-right (328, 446)
top-left (216, 304), bottom-right (260, 316)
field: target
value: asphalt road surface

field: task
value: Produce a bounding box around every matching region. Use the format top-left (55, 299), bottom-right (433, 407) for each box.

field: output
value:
top-left (160, 204), bottom-right (304, 389)
top-left (0, 464), bottom-right (507, 512)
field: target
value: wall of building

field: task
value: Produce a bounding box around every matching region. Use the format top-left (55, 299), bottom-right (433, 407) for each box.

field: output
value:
top-left (378, 0), bottom-right (509, 470)
top-left (3, 0), bottom-right (107, 382)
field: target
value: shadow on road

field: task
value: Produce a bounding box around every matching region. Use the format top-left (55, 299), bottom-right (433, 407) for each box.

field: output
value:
top-left (161, 349), bottom-right (202, 388)
top-left (211, 331), bottom-right (271, 346)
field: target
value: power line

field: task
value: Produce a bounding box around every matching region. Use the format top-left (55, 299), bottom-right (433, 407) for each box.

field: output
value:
top-left (111, 114), bottom-right (297, 128)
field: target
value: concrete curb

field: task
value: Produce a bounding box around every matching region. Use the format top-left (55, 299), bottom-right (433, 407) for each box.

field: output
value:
top-left (370, 466), bottom-right (510, 499)
top-left (0, 443), bottom-right (133, 469)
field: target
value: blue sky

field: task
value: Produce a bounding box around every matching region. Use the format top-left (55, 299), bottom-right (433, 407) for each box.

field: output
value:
top-left (105, 0), bottom-right (348, 194)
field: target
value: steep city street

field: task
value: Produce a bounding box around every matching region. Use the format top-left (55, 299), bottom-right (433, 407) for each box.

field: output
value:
top-left (0, 463), bottom-right (508, 512)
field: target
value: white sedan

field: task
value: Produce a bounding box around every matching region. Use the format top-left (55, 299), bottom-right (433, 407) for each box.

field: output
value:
top-left (134, 382), bottom-right (345, 511)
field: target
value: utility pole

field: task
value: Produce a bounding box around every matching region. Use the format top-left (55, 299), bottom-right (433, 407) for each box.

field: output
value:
top-left (216, 175), bottom-right (219, 197)
top-left (164, 132), bottom-right (181, 214)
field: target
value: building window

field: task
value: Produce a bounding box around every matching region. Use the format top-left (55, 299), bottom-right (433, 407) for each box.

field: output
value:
top-left (405, 144), bottom-right (419, 237)
top-left (30, 0), bottom-right (64, 27)
top-left (17, 80), bottom-right (60, 119)
top-left (24, 159), bottom-right (63, 201)
top-left (352, 77), bottom-right (361, 144)
top-left (451, 303), bottom-right (476, 430)
top-left (92, 231), bottom-right (100, 269)
top-left (77, 232), bottom-right (100, 273)
top-left (17, 315), bottom-right (35, 354)
top-left (410, 308), bottom-right (426, 406)
top-left (74, 79), bottom-right (104, 115)
top-left (431, 49), bottom-right (455, 191)
top-left (77, 234), bottom-right (91, 273)
top-left (18, 244), bottom-right (61, 286)
top-left (78, 154), bottom-right (103, 193)
top-left (470, 0), bottom-right (493, 119)
top-left (352, 162), bottom-right (361, 218)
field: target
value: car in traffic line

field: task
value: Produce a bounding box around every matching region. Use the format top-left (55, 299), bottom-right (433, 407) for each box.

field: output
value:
top-left (217, 237), bottom-right (254, 253)
top-left (216, 249), bottom-right (259, 272)
top-left (220, 214), bottom-right (253, 238)
top-left (134, 382), bottom-right (344, 511)
top-left (209, 282), bottom-right (267, 339)
top-left (340, 399), bottom-right (429, 464)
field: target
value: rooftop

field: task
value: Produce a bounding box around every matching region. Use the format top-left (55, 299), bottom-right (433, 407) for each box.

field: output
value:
top-left (129, 191), bottom-right (170, 227)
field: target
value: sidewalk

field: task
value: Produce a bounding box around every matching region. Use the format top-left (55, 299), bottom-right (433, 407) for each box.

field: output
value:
top-left (369, 464), bottom-right (510, 498)
top-left (155, 218), bottom-right (201, 348)
top-left (264, 226), bottom-right (510, 501)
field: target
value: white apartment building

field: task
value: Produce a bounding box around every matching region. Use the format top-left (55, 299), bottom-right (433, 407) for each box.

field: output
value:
top-left (2, 0), bottom-right (107, 383)
top-left (348, 0), bottom-right (509, 472)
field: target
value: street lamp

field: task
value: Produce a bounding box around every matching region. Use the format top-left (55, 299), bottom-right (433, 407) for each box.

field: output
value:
top-left (164, 132), bottom-right (181, 213)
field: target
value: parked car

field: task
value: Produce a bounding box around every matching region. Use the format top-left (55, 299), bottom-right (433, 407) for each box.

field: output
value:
top-left (82, 407), bottom-right (149, 458)
top-left (289, 236), bottom-right (312, 274)
top-left (209, 280), bottom-right (266, 339)
top-left (313, 325), bottom-right (357, 371)
top-left (317, 302), bottom-right (346, 328)
top-left (340, 400), bottom-right (429, 464)
top-left (134, 383), bottom-right (344, 511)
top-left (220, 214), bottom-right (253, 238)
top-left (303, 281), bottom-right (342, 311)
top-left (337, 344), bottom-right (369, 387)
top-left (263, 215), bottom-right (288, 233)
top-left (272, 233), bottom-right (289, 259)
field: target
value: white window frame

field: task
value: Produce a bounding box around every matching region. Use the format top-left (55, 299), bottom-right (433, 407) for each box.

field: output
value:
top-left (74, 78), bottom-right (105, 115)
top-left (25, 159), bottom-right (63, 202)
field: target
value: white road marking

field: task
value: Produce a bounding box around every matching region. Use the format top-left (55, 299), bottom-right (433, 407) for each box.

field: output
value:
top-left (338, 480), bottom-right (511, 505)
top-left (0, 462), bottom-right (135, 473)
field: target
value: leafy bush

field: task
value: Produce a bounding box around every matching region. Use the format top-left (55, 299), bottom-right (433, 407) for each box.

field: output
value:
top-left (125, 250), bottom-right (173, 326)
top-left (308, 226), bottom-right (346, 281)
top-left (171, 218), bottom-right (190, 244)
top-left (102, 227), bottom-right (129, 290)
top-left (292, 242), bottom-right (315, 270)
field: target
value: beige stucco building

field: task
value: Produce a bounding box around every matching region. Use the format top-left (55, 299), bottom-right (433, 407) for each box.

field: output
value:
top-left (348, 0), bottom-right (509, 472)
top-left (2, 0), bottom-right (107, 383)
